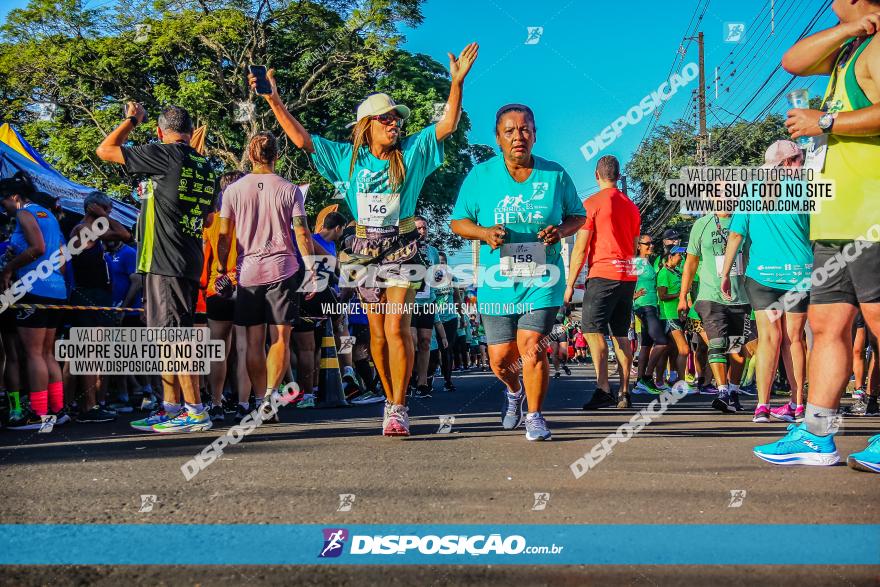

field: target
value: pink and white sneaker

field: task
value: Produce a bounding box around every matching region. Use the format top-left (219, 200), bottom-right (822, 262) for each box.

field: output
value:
top-left (794, 405), bottom-right (805, 422)
top-left (383, 404), bottom-right (410, 437)
top-left (770, 403), bottom-right (796, 423)
top-left (753, 405), bottom-right (771, 423)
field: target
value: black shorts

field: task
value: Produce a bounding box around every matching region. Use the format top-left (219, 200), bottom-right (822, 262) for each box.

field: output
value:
top-left (235, 274), bottom-right (300, 327)
top-left (412, 307), bottom-right (436, 330)
top-left (144, 274), bottom-right (197, 328)
top-left (206, 295), bottom-right (235, 323)
top-left (810, 240), bottom-right (880, 306)
top-left (745, 277), bottom-right (808, 313)
top-left (633, 305), bottom-right (668, 346)
top-left (14, 293), bottom-right (65, 329)
top-left (694, 300), bottom-right (749, 342)
top-left (582, 278), bottom-right (636, 337)
top-left (69, 287), bottom-right (116, 328)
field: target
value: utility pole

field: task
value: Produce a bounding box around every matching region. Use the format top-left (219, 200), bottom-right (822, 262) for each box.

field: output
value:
top-left (686, 32), bottom-right (708, 165)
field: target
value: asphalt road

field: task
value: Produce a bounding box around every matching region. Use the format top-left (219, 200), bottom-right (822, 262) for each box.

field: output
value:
top-left (1, 361), bottom-right (878, 585)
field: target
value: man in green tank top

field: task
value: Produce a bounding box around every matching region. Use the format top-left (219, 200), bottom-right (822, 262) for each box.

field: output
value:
top-left (755, 2), bottom-right (880, 472)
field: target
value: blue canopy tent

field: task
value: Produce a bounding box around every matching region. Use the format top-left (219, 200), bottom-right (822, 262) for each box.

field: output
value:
top-left (0, 124), bottom-right (139, 228)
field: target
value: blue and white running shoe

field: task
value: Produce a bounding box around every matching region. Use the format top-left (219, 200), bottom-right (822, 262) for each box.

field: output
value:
top-left (847, 435), bottom-right (880, 473)
top-left (502, 390), bottom-right (525, 430)
top-left (753, 423), bottom-right (839, 466)
top-left (524, 412), bottom-right (551, 441)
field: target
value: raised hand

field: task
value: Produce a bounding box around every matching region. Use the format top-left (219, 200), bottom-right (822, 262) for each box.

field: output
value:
top-left (448, 42), bottom-right (479, 84)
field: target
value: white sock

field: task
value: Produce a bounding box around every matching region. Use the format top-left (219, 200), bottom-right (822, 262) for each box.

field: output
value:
top-left (185, 402), bottom-right (204, 414)
top-left (718, 384), bottom-right (729, 394)
top-left (163, 402), bottom-right (181, 414)
top-left (757, 403), bottom-right (769, 410)
top-left (789, 401), bottom-right (797, 409)
top-left (729, 383), bottom-right (740, 393)
top-left (239, 401), bottom-right (250, 410)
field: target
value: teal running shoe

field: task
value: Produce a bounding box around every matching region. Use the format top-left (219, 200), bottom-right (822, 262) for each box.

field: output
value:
top-left (130, 407), bottom-right (178, 432)
top-left (152, 409), bottom-right (212, 433)
top-left (753, 423), bottom-right (839, 466)
top-left (847, 435), bottom-right (880, 473)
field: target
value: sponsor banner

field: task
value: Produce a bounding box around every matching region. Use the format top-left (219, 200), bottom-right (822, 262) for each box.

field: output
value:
top-left (1, 524), bottom-right (878, 565)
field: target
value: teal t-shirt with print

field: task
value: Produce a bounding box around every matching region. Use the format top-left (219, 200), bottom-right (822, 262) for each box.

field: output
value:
top-left (728, 212), bottom-right (812, 290)
top-left (632, 256), bottom-right (658, 310)
top-left (451, 155), bottom-right (584, 316)
top-left (686, 214), bottom-right (746, 305)
top-left (310, 125), bottom-right (444, 225)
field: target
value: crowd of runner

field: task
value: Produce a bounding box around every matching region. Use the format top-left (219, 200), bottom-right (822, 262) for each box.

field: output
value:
top-left (0, 1), bottom-right (878, 474)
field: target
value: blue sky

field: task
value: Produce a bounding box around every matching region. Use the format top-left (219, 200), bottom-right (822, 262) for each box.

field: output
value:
top-left (1, 0), bottom-right (837, 195)
top-left (401, 0), bottom-right (837, 195)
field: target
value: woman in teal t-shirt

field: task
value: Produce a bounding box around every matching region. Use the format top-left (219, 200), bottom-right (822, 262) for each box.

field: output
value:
top-left (252, 44), bottom-right (479, 437)
top-left (450, 104), bottom-right (586, 442)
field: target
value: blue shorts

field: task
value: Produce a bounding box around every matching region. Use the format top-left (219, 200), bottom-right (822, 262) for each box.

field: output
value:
top-left (480, 307), bottom-right (557, 345)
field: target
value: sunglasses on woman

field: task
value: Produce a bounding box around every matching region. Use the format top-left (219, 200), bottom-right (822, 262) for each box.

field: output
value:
top-left (370, 113), bottom-right (402, 126)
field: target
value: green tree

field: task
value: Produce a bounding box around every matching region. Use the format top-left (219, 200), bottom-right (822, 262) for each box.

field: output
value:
top-left (0, 0), bottom-right (483, 243)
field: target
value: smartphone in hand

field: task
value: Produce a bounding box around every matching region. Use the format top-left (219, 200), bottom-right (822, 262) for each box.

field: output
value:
top-left (248, 65), bottom-right (272, 95)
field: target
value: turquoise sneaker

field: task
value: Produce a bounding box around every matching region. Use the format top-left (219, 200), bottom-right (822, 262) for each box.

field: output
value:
top-left (151, 409), bottom-right (212, 433)
top-left (847, 435), bottom-right (880, 473)
top-left (130, 408), bottom-right (178, 432)
top-left (754, 423), bottom-right (839, 466)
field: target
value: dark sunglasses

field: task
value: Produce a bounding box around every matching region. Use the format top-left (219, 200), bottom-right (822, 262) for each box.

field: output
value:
top-left (639, 241), bottom-right (654, 246)
top-left (371, 113), bottom-right (402, 126)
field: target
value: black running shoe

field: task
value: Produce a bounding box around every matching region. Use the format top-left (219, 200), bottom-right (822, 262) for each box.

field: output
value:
top-left (845, 396), bottom-right (867, 416)
top-left (77, 405), bottom-right (117, 423)
top-left (444, 382), bottom-right (456, 392)
top-left (553, 371), bottom-right (561, 379)
top-left (712, 392), bottom-right (737, 414)
top-left (413, 385), bottom-right (432, 399)
top-left (865, 396), bottom-right (879, 417)
top-left (50, 408), bottom-right (71, 426)
top-left (562, 364), bottom-right (571, 376)
top-left (617, 393), bottom-right (631, 409)
top-left (7, 409), bottom-right (45, 430)
top-left (583, 389), bottom-right (616, 410)
top-left (730, 390), bottom-right (744, 412)
top-left (208, 404), bottom-right (226, 423)
top-left (233, 404), bottom-right (251, 424)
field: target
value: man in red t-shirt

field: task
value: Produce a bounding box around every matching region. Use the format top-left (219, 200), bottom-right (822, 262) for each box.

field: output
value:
top-left (565, 155), bottom-right (641, 409)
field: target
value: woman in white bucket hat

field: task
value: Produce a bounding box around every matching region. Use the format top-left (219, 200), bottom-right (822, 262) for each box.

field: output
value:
top-left (250, 42), bottom-right (478, 436)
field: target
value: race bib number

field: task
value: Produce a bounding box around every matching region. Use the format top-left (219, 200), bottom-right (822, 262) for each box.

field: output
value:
top-left (804, 135), bottom-right (828, 172)
top-left (500, 242), bottom-right (546, 278)
top-left (715, 253), bottom-right (743, 277)
top-left (356, 192), bottom-right (400, 227)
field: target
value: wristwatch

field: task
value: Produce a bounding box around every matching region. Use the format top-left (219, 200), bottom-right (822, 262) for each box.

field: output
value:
top-left (126, 115), bottom-right (141, 127)
top-left (818, 112), bottom-right (836, 133)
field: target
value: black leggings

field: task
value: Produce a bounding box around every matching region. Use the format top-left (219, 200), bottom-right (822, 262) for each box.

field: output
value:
top-left (634, 306), bottom-right (669, 346)
top-left (440, 319), bottom-right (458, 384)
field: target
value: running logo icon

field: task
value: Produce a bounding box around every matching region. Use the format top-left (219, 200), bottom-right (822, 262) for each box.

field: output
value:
top-left (525, 27), bottom-right (543, 45)
top-left (728, 490), bottom-right (746, 508)
top-left (724, 23), bottom-right (745, 43)
top-left (138, 494), bottom-right (157, 513)
top-left (319, 528), bottom-right (349, 558)
top-left (532, 492), bottom-right (550, 511)
top-left (337, 493), bottom-right (355, 512)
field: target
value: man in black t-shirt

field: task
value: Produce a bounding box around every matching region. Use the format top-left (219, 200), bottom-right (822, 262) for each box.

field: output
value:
top-left (97, 102), bottom-right (216, 433)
